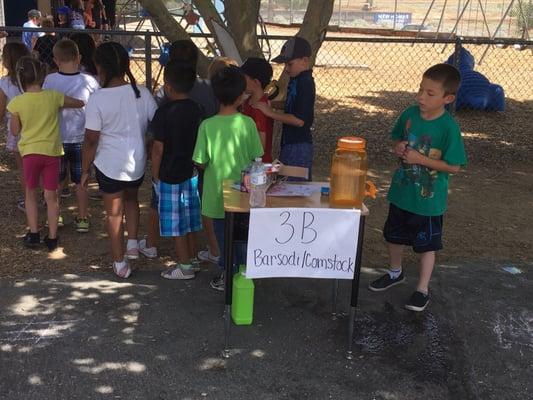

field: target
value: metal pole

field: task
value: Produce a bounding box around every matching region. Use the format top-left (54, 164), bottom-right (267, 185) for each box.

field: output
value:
top-left (222, 211), bottom-right (236, 358)
top-left (144, 31), bottom-right (152, 91)
top-left (448, 0), bottom-right (473, 38)
top-left (478, 0), bottom-right (516, 63)
top-left (346, 215), bottom-right (366, 360)
top-left (441, 0), bottom-right (472, 53)
top-left (451, 37), bottom-right (461, 114)
top-left (289, 0), bottom-right (293, 24)
top-left (331, 280), bottom-right (339, 319)
top-left (338, 0), bottom-right (342, 27)
top-left (393, 0), bottom-right (398, 30)
top-left (476, 0), bottom-right (493, 37)
top-left (414, 0), bottom-right (437, 41)
top-left (434, 0), bottom-right (449, 44)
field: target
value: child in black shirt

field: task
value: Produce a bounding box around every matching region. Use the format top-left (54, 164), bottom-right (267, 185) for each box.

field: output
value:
top-left (150, 60), bottom-right (204, 280)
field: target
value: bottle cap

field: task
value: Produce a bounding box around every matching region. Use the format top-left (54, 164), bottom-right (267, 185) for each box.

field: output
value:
top-left (337, 136), bottom-right (366, 150)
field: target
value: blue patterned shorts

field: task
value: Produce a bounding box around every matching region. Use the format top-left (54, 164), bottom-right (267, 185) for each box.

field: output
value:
top-left (60, 142), bottom-right (83, 184)
top-left (158, 176), bottom-right (202, 237)
top-left (279, 142), bottom-right (313, 181)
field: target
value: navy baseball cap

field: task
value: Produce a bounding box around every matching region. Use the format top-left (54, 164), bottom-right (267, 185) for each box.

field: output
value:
top-left (272, 36), bottom-right (311, 63)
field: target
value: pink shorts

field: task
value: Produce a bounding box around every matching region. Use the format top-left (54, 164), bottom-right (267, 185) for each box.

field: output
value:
top-left (23, 154), bottom-right (61, 191)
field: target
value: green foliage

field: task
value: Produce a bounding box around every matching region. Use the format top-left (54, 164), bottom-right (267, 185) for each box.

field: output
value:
top-left (510, 1), bottom-right (533, 31)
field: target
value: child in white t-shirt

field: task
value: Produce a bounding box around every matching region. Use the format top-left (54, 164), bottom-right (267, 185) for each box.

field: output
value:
top-left (43, 39), bottom-right (99, 233)
top-left (0, 42), bottom-right (31, 211)
top-left (81, 42), bottom-right (157, 279)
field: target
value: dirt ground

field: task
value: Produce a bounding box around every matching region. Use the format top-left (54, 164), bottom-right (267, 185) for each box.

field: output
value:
top-left (0, 30), bottom-right (531, 276)
top-left (0, 93), bottom-right (531, 278)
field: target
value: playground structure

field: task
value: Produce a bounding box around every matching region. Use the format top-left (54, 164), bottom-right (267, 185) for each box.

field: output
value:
top-left (446, 47), bottom-right (506, 111)
top-left (415, 1), bottom-right (531, 61)
top-left (261, 0), bottom-right (532, 39)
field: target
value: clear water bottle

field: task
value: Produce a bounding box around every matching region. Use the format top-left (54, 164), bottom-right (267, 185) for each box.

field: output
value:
top-left (249, 158), bottom-right (267, 208)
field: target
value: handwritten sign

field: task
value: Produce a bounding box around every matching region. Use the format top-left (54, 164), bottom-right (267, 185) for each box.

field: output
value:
top-left (246, 208), bottom-right (361, 280)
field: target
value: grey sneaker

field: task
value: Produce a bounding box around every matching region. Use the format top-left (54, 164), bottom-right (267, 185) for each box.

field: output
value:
top-left (209, 272), bottom-right (225, 292)
top-left (198, 247), bottom-right (220, 264)
top-left (161, 265), bottom-right (195, 280)
top-left (139, 238), bottom-right (157, 258)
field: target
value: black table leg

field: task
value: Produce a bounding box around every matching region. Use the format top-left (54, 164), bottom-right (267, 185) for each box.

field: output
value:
top-left (223, 211), bottom-right (235, 358)
top-left (331, 279), bottom-right (339, 320)
top-left (346, 214), bottom-right (366, 360)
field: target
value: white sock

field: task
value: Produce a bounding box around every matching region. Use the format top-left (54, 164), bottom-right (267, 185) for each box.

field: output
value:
top-left (114, 260), bottom-right (126, 268)
top-left (180, 263), bottom-right (192, 270)
top-left (127, 239), bottom-right (138, 250)
top-left (388, 267), bottom-right (402, 279)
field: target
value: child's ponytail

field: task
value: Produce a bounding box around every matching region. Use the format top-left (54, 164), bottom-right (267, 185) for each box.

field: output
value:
top-left (15, 56), bottom-right (46, 92)
top-left (15, 64), bottom-right (25, 93)
top-left (94, 41), bottom-right (141, 99)
top-left (126, 69), bottom-right (140, 99)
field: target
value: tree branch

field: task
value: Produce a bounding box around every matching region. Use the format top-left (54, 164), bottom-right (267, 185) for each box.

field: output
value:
top-left (137, 0), bottom-right (210, 76)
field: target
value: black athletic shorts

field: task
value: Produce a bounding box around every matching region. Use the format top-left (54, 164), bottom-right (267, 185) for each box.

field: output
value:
top-left (383, 203), bottom-right (443, 253)
top-left (95, 167), bottom-right (144, 194)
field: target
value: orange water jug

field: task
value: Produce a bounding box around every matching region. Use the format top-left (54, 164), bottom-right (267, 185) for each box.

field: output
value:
top-left (330, 136), bottom-right (376, 209)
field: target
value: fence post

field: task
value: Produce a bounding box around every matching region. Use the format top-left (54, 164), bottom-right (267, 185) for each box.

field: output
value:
top-left (145, 30), bottom-right (152, 91)
top-left (451, 36), bottom-right (462, 114)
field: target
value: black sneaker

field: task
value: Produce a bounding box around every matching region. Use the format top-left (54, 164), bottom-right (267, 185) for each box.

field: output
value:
top-left (405, 291), bottom-right (429, 312)
top-left (23, 232), bottom-right (40, 248)
top-left (60, 187), bottom-right (72, 198)
top-left (368, 271), bottom-right (405, 292)
top-left (210, 273), bottom-right (225, 292)
top-left (43, 236), bottom-right (59, 252)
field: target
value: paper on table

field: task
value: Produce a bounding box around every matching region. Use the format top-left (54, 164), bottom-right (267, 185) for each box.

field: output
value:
top-left (267, 183), bottom-right (321, 197)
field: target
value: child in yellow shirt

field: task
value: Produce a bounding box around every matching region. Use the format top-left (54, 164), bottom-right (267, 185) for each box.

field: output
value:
top-left (8, 57), bottom-right (83, 251)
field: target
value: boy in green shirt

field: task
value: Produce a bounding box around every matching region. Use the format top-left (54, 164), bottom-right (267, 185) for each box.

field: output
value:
top-left (369, 64), bottom-right (467, 312)
top-left (192, 65), bottom-right (263, 291)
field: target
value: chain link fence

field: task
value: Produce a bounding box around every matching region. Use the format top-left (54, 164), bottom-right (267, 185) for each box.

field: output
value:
top-left (1, 26), bottom-right (532, 170)
top-left (260, 0), bottom-right (533, 38)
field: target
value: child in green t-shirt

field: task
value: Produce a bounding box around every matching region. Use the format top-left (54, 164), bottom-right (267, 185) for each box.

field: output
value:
top-left (369, 64), bottom-right (467, 312)
top-left (192, 66), bottom-right (263, 292)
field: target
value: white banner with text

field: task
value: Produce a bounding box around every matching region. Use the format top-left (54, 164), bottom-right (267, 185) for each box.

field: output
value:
top-left (246, 208), bottom-right (361, 280)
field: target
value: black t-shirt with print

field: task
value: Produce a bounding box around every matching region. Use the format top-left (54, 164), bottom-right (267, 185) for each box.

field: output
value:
top-left (150, 98), bottom-right (204, 184)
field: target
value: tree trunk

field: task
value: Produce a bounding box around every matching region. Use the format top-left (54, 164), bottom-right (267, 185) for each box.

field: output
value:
top-left (137, 0), bottom-right (210, 76)
top-left (297, 0), bottom-right (335, 66)
top-left (272, 0), bottom-right (335, 101)
top-left (224, 0), bottom-right (263, 58)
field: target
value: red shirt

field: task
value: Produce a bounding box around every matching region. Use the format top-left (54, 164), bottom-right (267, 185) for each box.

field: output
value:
top-left (242, 95), bottom-right (274, 163)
